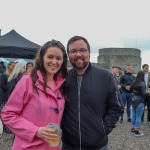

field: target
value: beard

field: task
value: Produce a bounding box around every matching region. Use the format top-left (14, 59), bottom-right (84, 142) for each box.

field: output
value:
top-left (70, 59), bottom-right (89, 71)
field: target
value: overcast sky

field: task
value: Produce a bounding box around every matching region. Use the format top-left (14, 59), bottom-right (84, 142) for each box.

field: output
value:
top-left (0, 0), bottom-right (150, 65)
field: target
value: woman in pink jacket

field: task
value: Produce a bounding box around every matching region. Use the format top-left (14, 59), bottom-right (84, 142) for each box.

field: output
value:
top-left (1, 39), bottom-right (68, 150)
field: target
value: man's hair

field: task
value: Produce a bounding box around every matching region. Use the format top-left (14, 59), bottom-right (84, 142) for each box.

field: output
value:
top-left (127, 64), bottom-right (132, 67)
top-left (142, 64), bottom-right (149, 69)
top-left (0, 61), bottom-right (4, 65)
top-left (67, 36), bottom-right (90, 53)
top-left (112, 66), bottom-right (119, 69)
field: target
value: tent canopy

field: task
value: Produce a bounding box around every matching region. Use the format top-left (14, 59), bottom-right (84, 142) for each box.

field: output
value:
top-left (0, 30), bottom-right (41, 59)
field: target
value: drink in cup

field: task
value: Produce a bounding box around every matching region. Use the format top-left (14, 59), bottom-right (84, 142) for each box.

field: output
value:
top-left (47, 123), bottom-right (60, 147)
top-left (148, 88), bottom-right (150, 95)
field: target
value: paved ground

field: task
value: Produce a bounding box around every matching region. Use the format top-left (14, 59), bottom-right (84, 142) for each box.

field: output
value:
top-left (0, 112), bottom-right (150, 150)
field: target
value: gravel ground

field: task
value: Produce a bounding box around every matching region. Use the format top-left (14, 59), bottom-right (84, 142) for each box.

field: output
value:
top-left (0, 112), bottom-right (150, 150)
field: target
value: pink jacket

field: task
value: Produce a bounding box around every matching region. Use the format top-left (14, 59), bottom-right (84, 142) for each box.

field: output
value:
top-left (1, 70), bottom-right (65, 150)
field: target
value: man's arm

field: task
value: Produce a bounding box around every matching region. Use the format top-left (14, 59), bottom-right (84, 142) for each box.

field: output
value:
top-left (103, 74), bottom-right (124, 135)
top-left (120, 75), bottom-right (126, 88)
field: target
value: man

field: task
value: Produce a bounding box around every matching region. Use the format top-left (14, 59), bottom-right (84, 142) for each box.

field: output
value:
top-left (141, 64), bottom-right (150, 125)
top-left (111, 66), bottom-right (124, 123)
top-left (120, 65), bottom-right (135, 122)
top-left (61, 36), bottom-right (124, 150)
top-left (111, 66), bottom-right (122, 89)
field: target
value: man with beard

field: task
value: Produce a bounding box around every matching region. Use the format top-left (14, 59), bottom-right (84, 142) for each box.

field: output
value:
top-left (61, 36), bottom-right (124, 150)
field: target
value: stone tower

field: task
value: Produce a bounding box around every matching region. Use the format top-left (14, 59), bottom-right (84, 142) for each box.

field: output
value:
top-left (97, 48), bottom-right (141, 73)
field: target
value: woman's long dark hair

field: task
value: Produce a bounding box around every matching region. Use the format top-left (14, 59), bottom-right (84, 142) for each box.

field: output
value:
top-left (31, 39), bottom-right (68, 97)
top-left (131, 70), bottom-right (145, 89)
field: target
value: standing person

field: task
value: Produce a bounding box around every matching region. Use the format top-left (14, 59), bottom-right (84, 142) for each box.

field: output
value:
top-left (120, 65), bottom-right (135, 122)
top-left (130, 71), bottom-right (147, 136)
top-left (25, 61), bottom-right (34, 74)
top-left (141, 64), bottom-right (150, 124)
top-left (1, 39), bottom-right (68, 150)
top-left (0, 61), bottom-right (6, 105)
top-left (7, 61), bottom-right (26, 97)
top-left (0, 61), bottom-right (16, 105)
top-left (111, 66), bottom-right (122, 91)
top-left (111, 66), bottom-right (124, 123)
top-left (0, 61), bottom-right (16, 133)
top-left (0, 61), bottom-right (6, 74)
top-left (61, 36), bottom-right (124, 150)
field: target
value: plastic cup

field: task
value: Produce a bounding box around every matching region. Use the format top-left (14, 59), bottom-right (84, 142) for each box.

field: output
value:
top-left (47, 123), bottom-right (60, 147)
top-left (148, 88), bottom-right (150, 94)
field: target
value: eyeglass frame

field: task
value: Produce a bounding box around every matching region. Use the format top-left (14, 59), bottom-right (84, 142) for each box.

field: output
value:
top-left (68, 48), bottom-right (88, 54)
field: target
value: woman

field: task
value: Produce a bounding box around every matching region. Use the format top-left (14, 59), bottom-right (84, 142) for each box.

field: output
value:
top-left (1, 39), bottom-right (68, 150)
top-left (130, 70), bottom-right (147, 136)
top-left (7, 61), bottom-right (26, 97)
top-left (25, 61), bottom-right (34, 74)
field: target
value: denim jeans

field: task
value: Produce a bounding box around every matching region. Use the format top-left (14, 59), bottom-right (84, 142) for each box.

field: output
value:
top-left (62, 143), bottom-right (108, 150)
top-left (131, 103), bottom-right (144, 128)
top-left (122, 92), bottom-right (132, 118)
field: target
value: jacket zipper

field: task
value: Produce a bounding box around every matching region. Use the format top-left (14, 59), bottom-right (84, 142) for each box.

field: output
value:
top-left (77, 75), bottom-right (82, 150)
top-left (116, 91), bottom-right (121, 108)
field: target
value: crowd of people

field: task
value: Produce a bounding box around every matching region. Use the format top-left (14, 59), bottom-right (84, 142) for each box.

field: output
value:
top-left (111, 64), bottom-right (150, 137)
top-left (0, 36), bottom-right (149, 150)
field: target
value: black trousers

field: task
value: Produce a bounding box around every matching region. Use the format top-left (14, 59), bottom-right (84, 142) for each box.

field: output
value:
top-left (142, 96), bottom-right (150, 122)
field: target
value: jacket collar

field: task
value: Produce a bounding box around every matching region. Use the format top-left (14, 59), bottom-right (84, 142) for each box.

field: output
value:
top-left (72, 62), bottom-right (92, 75)
top-left (35, 70), bottom-right (65, 95)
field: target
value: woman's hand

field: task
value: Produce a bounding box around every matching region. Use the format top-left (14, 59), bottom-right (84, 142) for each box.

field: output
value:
top-left (36, 127), bottom-right (58, 143)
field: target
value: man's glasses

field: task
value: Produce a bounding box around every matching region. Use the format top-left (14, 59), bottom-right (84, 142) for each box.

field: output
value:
top-left (68, 48), bottom-right (88, 54)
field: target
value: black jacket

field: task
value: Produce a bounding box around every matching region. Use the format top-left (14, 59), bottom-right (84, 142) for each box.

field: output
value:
top-left (61, 63), bottom-right (124, 149)
top-left (0, 73), bottom-right (9, 103)
top-left (130, 81), bottom-right (147, 104)
top-left (120, 72), bottom-right (135, 93)
top-left (7, 73), bottom-right (23, 97)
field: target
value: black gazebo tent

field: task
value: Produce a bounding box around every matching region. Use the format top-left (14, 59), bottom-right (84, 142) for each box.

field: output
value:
top-left (0, 30), bottom-right (40, 59)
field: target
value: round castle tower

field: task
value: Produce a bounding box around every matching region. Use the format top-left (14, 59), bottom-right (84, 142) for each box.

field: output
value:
top-left (97, 48), bottom-right (141, 73)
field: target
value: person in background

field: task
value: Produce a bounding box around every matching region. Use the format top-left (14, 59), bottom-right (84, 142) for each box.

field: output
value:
top-left (25, 61), bottom-right (34, 74)
top-left (111, 66), bottom-right (124, 123)
top-left (1, 39), bottom-right (68, 150)
top-left (141, 64), bottom-right (150, 125)
top-left (130, 71), bottom-right (147, 136)
top-left (0, 61), bottom-right (16, 133)
top-left (7, 61), bottom-right (26, 97)
top-left (0, 61), bottom-right (16, 105)
top-left (61, 36), bottom-right (124, 150)
top-left (0, 61), bottom-right (6, 102)
top-left (0, 61), bottom-right (6, 74)
top-left (120, 65), bottom-right (135, 123)
top-left (111, 66), bottom-right (122, 90)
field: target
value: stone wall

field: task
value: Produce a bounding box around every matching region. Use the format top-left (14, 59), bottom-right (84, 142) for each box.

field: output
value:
top-left (97, 48), bottom-right (141, 73)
